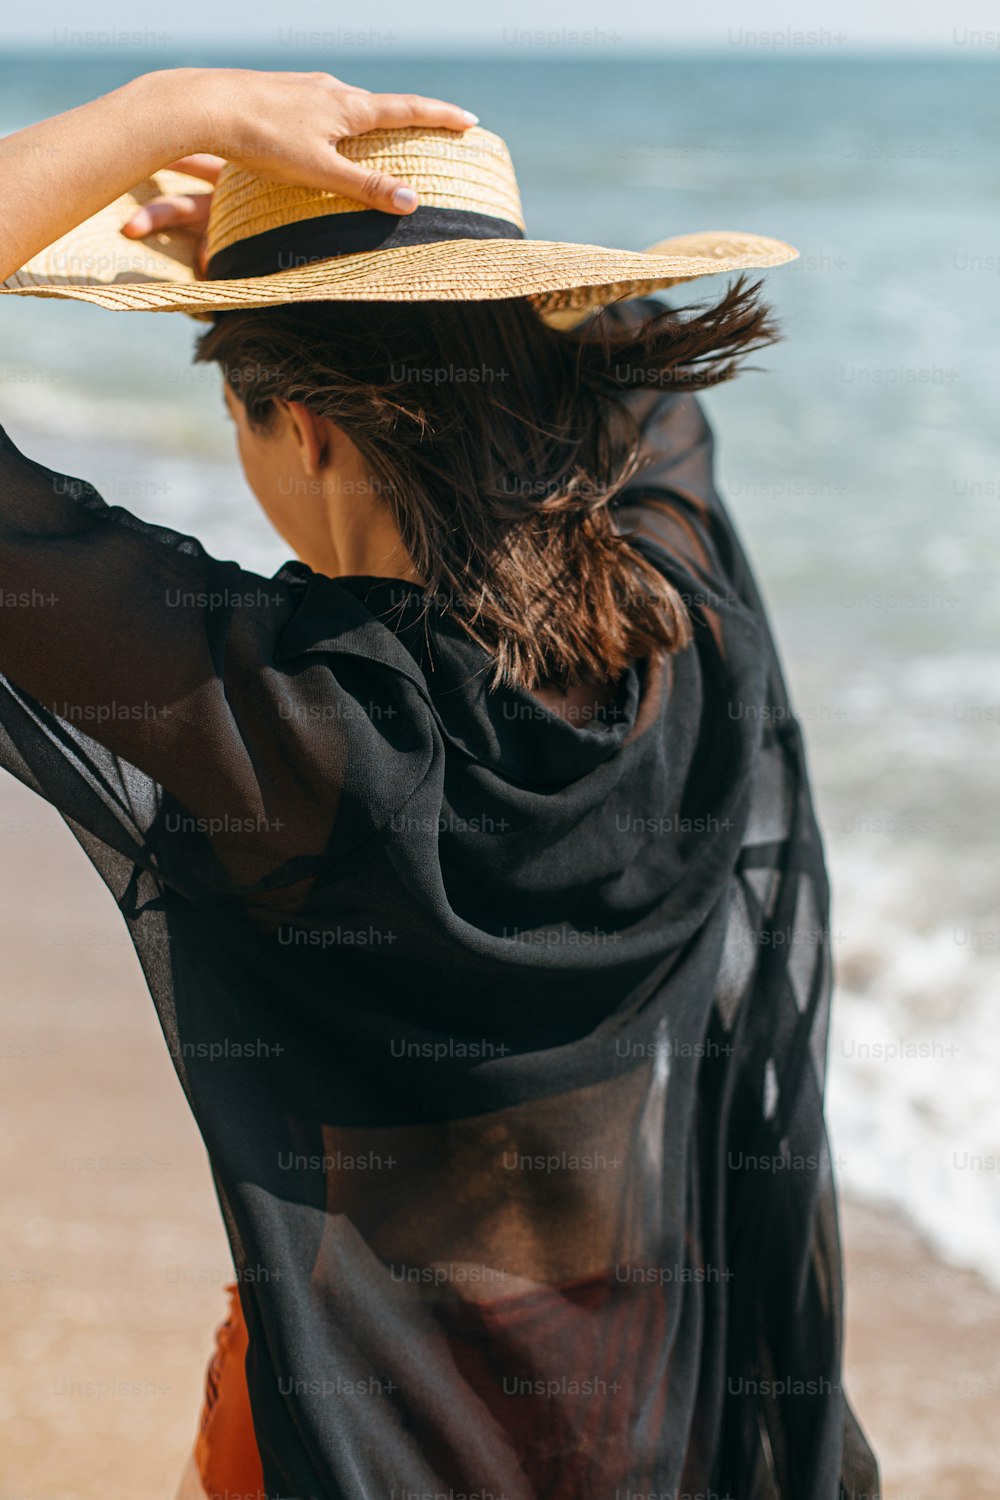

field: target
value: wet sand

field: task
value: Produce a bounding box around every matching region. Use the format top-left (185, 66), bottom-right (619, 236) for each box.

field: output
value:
top-left (0, 773), bottom-right (997, 1499)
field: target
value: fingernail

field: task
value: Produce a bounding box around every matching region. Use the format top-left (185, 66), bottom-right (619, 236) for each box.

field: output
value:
top-left (391, 186), bottom-right (418, 211)
top-left (461, 110), bottom-right (479, 125)
top-left (124, 210), bottom-right (151, 235)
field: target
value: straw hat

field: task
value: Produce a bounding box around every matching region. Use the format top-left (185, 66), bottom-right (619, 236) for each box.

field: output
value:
top-left (0, 126), bottom-right (797, 322)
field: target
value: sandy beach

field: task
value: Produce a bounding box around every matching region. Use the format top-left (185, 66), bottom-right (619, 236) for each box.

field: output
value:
top-left (1, 769), bottom-right (997, 1500)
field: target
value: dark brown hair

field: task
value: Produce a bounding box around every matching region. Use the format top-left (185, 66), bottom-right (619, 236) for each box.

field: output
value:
top-left (195, 281), bottom-right (778, 691)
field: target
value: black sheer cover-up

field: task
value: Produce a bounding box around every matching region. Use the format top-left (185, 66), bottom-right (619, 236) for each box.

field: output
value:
top-left (0, 299), bottom-right (878, 1500)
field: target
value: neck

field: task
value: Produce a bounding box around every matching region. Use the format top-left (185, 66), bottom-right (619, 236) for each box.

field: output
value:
top-left (299, 469), bottom-right (424, 584)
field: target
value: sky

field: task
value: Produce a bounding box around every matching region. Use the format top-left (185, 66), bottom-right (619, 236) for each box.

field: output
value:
top-left (5, 0), bottom-right (1000, 50)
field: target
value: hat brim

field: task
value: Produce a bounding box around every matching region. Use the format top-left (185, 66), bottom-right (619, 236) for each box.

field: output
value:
top-left (0, 170), bottom-right (798, 319)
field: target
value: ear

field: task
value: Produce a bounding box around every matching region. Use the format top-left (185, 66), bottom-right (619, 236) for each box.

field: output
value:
top-left (283, 400), bottom-right (337, 478)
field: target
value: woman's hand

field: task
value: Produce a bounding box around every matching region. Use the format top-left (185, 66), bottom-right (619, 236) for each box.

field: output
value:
top-left (120, 154), bottom-right (220, 273)
top-left (0, 68), bottom-right (478, 285)
top-left (179, 69), bottom-right (478, 212)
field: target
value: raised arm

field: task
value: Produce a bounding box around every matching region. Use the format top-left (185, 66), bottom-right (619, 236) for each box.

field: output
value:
top-left (0, 422), bottom-right (441, 903)
top-left (0, 67), bottom-right (478, 282)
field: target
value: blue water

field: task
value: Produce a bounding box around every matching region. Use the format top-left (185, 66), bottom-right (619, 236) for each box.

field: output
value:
top-left (1, 51), bottom-right (999, 1278)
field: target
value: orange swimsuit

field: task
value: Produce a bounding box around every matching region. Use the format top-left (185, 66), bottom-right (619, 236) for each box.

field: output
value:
top-left (195, 1268), bottom-right (672, 1499)
top-left (195, 1284), bottom-right (265, 1500)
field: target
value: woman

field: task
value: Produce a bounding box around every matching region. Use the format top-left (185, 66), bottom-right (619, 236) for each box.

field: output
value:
top-left (0, 68), bottom-right (878, 1500)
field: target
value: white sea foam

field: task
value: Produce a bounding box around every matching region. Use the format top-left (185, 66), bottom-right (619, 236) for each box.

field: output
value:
top-left (827, 838), bottom-right (1000, 1286)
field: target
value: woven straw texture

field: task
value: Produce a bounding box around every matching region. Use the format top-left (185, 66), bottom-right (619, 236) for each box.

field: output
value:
top-left (207, 128), bottom-right (525, 259)
top-left (0, 127), bottom-right (798, 317)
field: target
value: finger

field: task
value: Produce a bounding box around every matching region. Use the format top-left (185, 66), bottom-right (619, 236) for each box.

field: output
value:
top-left (344, 92), bottom-right (478, 134)
top-left (159, 154), bottom-right (226, 183)
top-left (327, 96), bottom-right (479, 214)
top-left (121, 193), bottom-right (212, 238)
top-left (326, 156), bottom-right (423, 215)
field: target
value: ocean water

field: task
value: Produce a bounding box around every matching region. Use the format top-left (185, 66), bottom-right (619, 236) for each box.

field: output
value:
top-left (1, 51), bottom-right (998, 1282)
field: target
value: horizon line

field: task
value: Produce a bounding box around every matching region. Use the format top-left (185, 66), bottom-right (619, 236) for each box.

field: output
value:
top-left (1, 36), bottom-right (999, 57)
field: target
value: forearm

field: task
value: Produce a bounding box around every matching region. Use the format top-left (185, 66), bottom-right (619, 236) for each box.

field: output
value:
top-left (0, 70), bottom-right (477, 283)
top-left (0, 70), bottom-right (213, 282)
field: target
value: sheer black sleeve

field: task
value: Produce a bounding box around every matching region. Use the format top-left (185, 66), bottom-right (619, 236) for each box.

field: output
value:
top-left (0, 422), bottom-right (430, 907)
